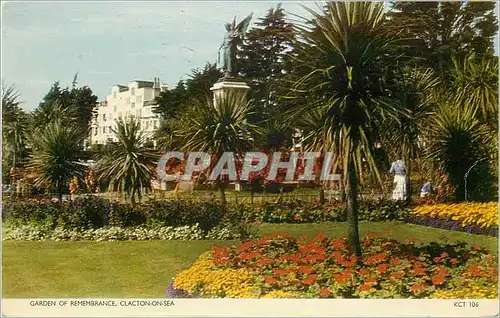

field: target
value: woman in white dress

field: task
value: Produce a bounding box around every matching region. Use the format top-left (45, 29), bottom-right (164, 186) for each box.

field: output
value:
top-left (389, 160), bottom-right (407, 200)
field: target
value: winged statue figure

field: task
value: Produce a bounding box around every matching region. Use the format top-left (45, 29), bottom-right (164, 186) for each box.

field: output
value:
top-left (217, 13), bottom-right (253, 78)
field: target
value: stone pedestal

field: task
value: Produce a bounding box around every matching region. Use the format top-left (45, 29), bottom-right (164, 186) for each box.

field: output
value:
top-left (210, 77), bottom-right (251, 109)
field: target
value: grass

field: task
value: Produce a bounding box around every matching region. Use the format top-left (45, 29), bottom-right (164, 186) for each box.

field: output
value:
top-left (3, 222), bottom-right (497, 298)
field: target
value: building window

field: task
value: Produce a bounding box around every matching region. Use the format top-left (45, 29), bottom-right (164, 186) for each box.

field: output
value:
top-left (114, 105), bottom-right (117, 112)
top-left (113, 92), bottom-right (117, 99)
top-left (102, 114), bottom-right (107, 121)
top-left (131, 102), bottom-right (135, 108)
top-left (103, 127), bottom-right (106, 134)
top-left (153, 120), bottom-right (157, 129)
top-left (94, 127), bottom-right (98, 135)
top-left (131, 88), bottom-right (135, 96)
top-left (136, 95), bottom-right (142, 103)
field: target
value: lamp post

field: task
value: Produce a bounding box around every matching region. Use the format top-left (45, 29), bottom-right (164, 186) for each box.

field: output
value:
top-left (464, 158), bottom-right (487, 202)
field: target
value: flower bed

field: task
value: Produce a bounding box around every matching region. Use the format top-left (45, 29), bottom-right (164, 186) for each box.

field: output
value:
top-left (168, 233), bottom-right (498, 299)
top-left (409, 202), bottom-right (498, 236)
top-left (1, 223), bottom-right (249, 241)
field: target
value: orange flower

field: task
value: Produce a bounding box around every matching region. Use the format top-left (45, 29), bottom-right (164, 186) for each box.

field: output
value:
top-left (413, 266), bottom-right (426, 276)
top-left (264, 276), bottom-right (279, 285)
top-left (433, 257), bottom-right (441, 263)
top-left (359, 283), bottom-right (372, 291)
top-left (449, 258), bottom-right (458, 265)
top-left (359, 268), bottom-right (369, 276)
top-left (407, 238), bottom-right (416, 243)
top-left (367, 232), bottom-right (377, 238)
top-left (364, 277), bottom-right (378, 285)
top-left (385, 231), bottom-right (393, 236)
top-left (272, 268), bottom-right (289, 276)
top-left (431, 274), bottom-right (446, 285)
top-left (440, 252), bottom-right (449, 258)
top-left (319, 288), bottom-right (330, 297)
top-left (411, 283), bottom-right (425, 291)
top-left (376, 263), bottom-right (389, 273)
top-left (389, 258), bottom-right (400, 266)
top-left (299, 265), bottom-right (313, 275)
top-left (333, 273), bottom-right (349, 285)
top-left (390, 272), bottom-right (404, 280)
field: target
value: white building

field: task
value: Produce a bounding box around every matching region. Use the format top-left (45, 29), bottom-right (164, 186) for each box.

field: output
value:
top-left (89, 78), bottom-right (167, 146)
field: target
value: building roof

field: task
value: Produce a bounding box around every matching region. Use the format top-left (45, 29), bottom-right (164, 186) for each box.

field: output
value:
top-left (133, 80), bottom-right (155, 88)
top-left (116, 85), bottom-right (129, 92)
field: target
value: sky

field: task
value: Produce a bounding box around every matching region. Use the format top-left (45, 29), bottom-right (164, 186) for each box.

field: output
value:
top-left (2, 1), bottom-right (314, 111)
top-left (2, 1), bottom-right (498, 111)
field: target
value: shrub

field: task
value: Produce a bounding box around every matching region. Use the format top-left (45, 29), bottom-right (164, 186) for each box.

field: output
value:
top-left (170, 233), bottom-right (498, 298)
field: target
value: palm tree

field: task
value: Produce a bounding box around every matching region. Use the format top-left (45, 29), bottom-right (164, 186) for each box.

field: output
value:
top-left (28, 120), bottom-right (86, 199)
top-left (286, 2), bottom-right (401, 255)
top-left (175, 91), bottom-right (261, 205)
top-left (425, 101), bottom-right (495, 202)
top-left (382, 67), bottom-right (440, 201)
top-left (2, 84), bottom-right (31, 191)
top-left (94, 117), bottom-right (158, 204)
top-left (450, 54), bottom-right (498, 127)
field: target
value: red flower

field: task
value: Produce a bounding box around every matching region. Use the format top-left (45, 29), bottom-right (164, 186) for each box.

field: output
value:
top-left (411, 283), bottom-right (425, 291)
top-left (255, 258), bottom-right (274, 266)
top-left (302, 274), bottom-right (317, 285)
top-left (385, 231), bottom-right (393, 236)
top-left (376, 263), bottom-right (389, 273)
top-left (433, 256), bottom-right (441, 263)
top-left (359, 283), bottom-right (372, 291)
top-left (440, 252), bottom-right (449, 258)
top-left (299, 235), bottom-right (308, 242)
top-left (319, 288), bottom-right (330, 297)
top-left (407, 238), bottom-right (417, 243)
top-left (264, 276), bottom-right (279, 285)
top-left (450, 258), bottom-right (458, 265)
top-left (367, 232), bottom-right (377, 238)
top-left (293, 215), bottom-right (301, 221)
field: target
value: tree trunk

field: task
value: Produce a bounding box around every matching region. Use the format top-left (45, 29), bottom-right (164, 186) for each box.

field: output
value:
top-left (319, 186), bottom-right (325, 204)
top-left (218, 183), bottom-right (227, 205)
top-left (346, 160), bottom-right (361, 257)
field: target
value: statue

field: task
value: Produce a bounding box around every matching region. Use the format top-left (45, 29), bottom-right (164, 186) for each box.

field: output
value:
top-left (217, 13), bottom-right (252, 78)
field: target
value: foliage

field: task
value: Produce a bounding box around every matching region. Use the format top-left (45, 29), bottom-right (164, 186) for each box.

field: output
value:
top-left (449, 54), bottom-right (499, 129)
top-left (27, 120), bottom-right (86, 198)
top-left (387, 2), bottom-right (497, 75)
top-left (32, 78), bottom-right (98, 136)
top-left (2, 83), bottom-right (31, 183)
top-left (424, 103), bottom-right (495, 202)
top-left (171, 232), bottom-right (498, 298)
top-left (94, 117), bottom-right (159, 204)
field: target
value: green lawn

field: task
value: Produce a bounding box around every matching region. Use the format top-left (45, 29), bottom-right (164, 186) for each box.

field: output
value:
top-left (3, 222), bottom-right (497, 298)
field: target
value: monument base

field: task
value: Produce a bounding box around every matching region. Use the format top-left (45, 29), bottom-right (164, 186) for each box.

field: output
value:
top-left (210, 77), bottom-right (251, 109)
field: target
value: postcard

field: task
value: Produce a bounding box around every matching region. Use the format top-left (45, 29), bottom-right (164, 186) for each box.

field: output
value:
top-left (2, 1), bottom-right (499, 317)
